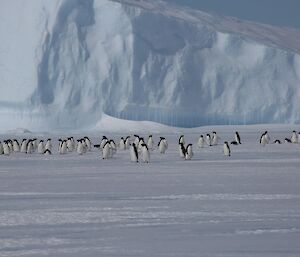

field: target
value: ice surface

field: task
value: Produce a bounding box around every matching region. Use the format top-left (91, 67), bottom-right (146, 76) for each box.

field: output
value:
top-left (1, 0), bottom-right (300, 131)
top-left (0, 125), bottom-right (300, 256)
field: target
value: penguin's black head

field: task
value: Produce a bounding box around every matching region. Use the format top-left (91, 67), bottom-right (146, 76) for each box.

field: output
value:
top-left (149, 135), bottom-right (152, 137)
top-left (213, 131), bottom-right (216, 134)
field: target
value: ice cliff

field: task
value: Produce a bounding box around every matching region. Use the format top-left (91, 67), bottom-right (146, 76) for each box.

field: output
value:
top-left (1, 0), bottom-right (300, 131)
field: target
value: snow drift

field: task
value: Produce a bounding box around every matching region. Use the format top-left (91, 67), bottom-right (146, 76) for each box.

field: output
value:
top-left (1, 0), bottom-right (300, 131)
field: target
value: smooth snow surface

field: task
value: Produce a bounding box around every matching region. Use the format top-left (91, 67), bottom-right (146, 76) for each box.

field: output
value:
top-left (0, 126), bottom-right (300, 256)
top-left (1, 0), bottom-right (300, 130)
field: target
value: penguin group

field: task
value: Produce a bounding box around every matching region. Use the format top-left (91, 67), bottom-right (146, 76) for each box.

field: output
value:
top-left (262, 130), bottom-right (300, 145)
top-left (1, 129), bottom-right (299, 162)
top-left (197, 131), bottom-right (220, 148)
top-left (178, 135), bottom-right (193, 160)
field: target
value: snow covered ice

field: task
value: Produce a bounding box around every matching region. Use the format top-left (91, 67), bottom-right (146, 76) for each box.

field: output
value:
top-left (1, 124), bottom-right (300, 256)
top-left (1, 0), bottom-right (300, 131)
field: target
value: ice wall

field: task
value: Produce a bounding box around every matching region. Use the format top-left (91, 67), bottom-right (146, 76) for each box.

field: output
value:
top-left (0, 0), bottom-right (300, 131)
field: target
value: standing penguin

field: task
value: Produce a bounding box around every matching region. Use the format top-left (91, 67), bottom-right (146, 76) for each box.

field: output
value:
top-left (100, 136), bottom-right (108, 150)
top-left (147, 135), bottom-right (154, 150)
top-left (20, 139), bottom-right (27, 153)
top-left (125, 136), bottom-right (131, 150)
top-left (206, 134), bottom-right (212, 146)
top-left (102, 141), bottom-right (111, 159)
top-left (77, 140), bottom-right (84, 155)
top-left (45, 139), bottom-right (52, 151)
top-left (141, 144), bottom-right (150, 163)
top-left (26, 140), bottom-right (34, 154)
top-left (260, 132), bottom-right (268, 146)
top-left (185, 144), bottom-right (193, 160)
top-left (130, 143), bottom-right (139, 163)
top-left (197, 135), bottom-right (205, 148)
top-left (119, 137), bottom-right (126, 150)
top-left (235, 131), bottom-right (241, 144)
top-left (138, 137), bottom-right (145, 152)
top-left (291, 131), bottom-right (298, 143)
top-left (134, 135), bottom-right (140, 146)
top-left (223, 141), bottom-right (231, 156)
top-left (3, 141), bottom-right (10, 155)
top-left (179, 143), bottom-right (186, 158)
top-left (158, 137), bottom-right (168, 154)
top-left (84, 137), bottom-right (92, 151)
top-left (212, 132), bottom-right (218, 146)
top-left (67, 138), bottom-right (74, 152)
top-left (13, 139), bottom-right (20, 152)
top-left (59, 140), bottom-right (67, 154)
top-left (179, 135), bottom-right (185, 145)
top-left (37, 140), bottom-right (45, 154)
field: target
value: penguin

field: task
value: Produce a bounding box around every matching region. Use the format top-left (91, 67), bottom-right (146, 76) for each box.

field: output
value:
top-left (138, 137), bottom-right (145, 152)
top-left (158, 137), bottom-right (168, 154)
top-left (58, 139), bottom-right (63, 152)
top-left (110, 139), bottom-right (117, 156)
top-left (130, 143), bottom-right (139, 163)
top-left (274, 139), bottom-right (281, 144)
top-left (235, 131), bottom-right (241, 144)
top-left (119, 137), bottom-right (126, 150)
top-left (291, 131), bottom-right (298, 143)
top-left (20, 139), bottom-right (27, 153)
top-left (37, 140), bottom-right (45, 154)
top-left (285, 138), bottom-right (292, 143)
top-left (102, 141), bottom-right (111, 159)
top-left (206, 134), bottom-right (212, 146)
top-left (44, 149), bottom-right (52, 155)
top-left (32, 139), bottom-right (38, 152)
top-left (125, 136), bottom-right (131, 150)
top-left (197, 135), bottom-right (205, 148)
top-left (3, 141), bottom-right (10, 155)
top-left (26, 140), bottom-right (34, 154)
top-left (59, 140), bottom-right (67, 154)
top-left (185, 144), bottom-right (193, 160)
top-left (13, 139), bottom-right (20, 152)
top-left (77, 140), bottom-right (84, 155)
top-left (260, 132), bottom-right (268, 146)
top-left (223, 141), bottom-right (231, 156)
top-left (7, 140), bottom-right (13, 152)
top-left (45, 139), bottom-right (52, 151)
top-left (179, 143), bottom-right (186, 158)
top-left (264, 131), bottom-right (270, 144)
top-left (212, 132), bottom-right (218, 146)
top-left (141, 143), bottom-right (150, 163)
top-left (134, 135), bottom-right (140, 146)
top-left (67, 137), bottom-right (74, 152)
top-left (147, 135), bottom-right (154, 150)
top-left (81, 139), bottom-right (88, 153)
top-left (100, 136), bottom-right (108, 150)
top-left (84, 137), bottom-right (92, 151)
top-left (0, 141), bottom-right (4, 154)
top-left (178, 135), bottom-right (185, 145)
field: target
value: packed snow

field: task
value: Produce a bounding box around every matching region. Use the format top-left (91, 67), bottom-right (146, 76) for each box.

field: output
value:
top-left (1, 0), bottom-right (300, 131)
top-left (0, 124), bottom-right (300, 256)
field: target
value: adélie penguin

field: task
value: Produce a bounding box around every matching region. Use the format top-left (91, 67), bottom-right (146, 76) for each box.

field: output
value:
top-left (130, 143), bottom-right (139, 163)
top-left (179, 143), bottom-right (186, 158)
top-left (147, 135), bottom-right (154, 150)
top-left (223, 141), bottom-right (231, 157)
top-left (197, 135), bottom-right (205, 148)
top-left (235, 131), bottom-right (241, 144)
top-left (141, 143), bottom-right (150, 163)
top-left (185, 144), bottom-right (193, 160)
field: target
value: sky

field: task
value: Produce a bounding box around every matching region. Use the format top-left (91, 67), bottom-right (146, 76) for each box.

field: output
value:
top-left (164, 0), bottom-right (300, 29)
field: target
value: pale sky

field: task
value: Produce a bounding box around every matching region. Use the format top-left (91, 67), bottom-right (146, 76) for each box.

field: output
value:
top-left (164, 0), bottom-right (300, 29)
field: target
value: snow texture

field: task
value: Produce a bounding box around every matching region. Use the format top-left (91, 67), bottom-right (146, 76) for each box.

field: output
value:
top-left (0, 125), bottom-right (300, 256)
top-left (1, 0), bottom-right (300, 131)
